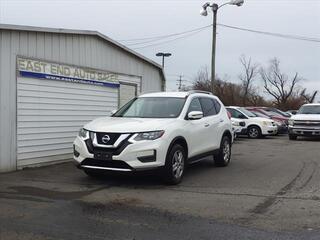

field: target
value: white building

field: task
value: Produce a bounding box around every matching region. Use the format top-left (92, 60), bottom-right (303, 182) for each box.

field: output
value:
top-left (0, 24), bottom-right (165, 172)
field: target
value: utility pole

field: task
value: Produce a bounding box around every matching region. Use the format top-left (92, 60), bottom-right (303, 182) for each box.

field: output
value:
top-left (211, 4), bottom-right (218, 94)
top-left (177, 75), bottom-right (186, 91)
top-left (200, 0), bottom-right (244, 94)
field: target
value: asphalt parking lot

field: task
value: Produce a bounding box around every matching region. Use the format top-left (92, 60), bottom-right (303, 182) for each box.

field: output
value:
top-left (0, 135), bottom-right (320, 240)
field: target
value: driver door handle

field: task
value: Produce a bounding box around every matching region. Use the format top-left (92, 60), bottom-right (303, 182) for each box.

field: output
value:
top-left (204, 123), bottom-right (210, 127)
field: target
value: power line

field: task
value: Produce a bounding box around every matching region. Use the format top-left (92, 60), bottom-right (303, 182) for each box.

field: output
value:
top-left (133, 28), bottom-right (209, 50)
top-left (121, 23), bottom-right (320, 50)
top-left (118, 24), bottom-right (212, 43)
top-left (217, 23), bottom-right (320, 43)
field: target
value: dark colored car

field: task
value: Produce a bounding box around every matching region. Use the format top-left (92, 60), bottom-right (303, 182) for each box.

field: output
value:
top-left (263, 107), bottom-right (291, 118)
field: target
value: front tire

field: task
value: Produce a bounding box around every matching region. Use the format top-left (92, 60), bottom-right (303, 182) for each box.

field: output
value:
top-left (248, 126), bottom-right (262, 139)
top-left (163, 144), bottom-right (186, 185)
top-left (289, 134), bottom-right (297, 140)
top-left (214, 136), bottom-right (231, 167)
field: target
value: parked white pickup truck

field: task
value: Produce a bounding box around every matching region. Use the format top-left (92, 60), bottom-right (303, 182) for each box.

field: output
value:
top-left (288, 103), bottom-right (320, 140)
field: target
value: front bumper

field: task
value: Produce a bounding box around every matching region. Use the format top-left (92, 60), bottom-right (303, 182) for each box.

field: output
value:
top-left (289, 127), bottom-right (320, 136)
top-left (73, 135), bottom-right (169, 172)
top-left (261, 125), bottom-right (278, 136)
top-left (277, 125), bottom-right (288, 134)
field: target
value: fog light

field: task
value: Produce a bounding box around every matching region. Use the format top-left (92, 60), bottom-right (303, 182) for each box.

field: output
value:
top-left (137, 150), bottom-right (156, 163)
top-left (73, 145), bottom-right (80, 157)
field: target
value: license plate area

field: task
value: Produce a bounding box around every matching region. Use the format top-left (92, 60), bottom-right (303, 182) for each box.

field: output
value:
top-left (94, 152), bottom-right (113, 161)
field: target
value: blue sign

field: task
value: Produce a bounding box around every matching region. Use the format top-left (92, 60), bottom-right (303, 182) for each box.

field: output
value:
top-left (19, 71), bottom-right (120, 88)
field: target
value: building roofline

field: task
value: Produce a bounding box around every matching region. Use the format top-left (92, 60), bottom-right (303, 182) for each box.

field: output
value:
top-left (0, 23), bottom-right (166, 83)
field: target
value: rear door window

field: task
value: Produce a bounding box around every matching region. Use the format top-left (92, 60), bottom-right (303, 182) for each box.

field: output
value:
top-left (200, 98), bottom-right (217, 117)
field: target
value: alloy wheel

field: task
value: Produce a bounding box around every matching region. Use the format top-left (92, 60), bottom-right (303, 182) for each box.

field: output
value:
top-left (223, 140), bottom-right (231, 163)
top-left (249, 127), bottom-right (259, 138)
top-left (172, 150), bottom-right (184, 179)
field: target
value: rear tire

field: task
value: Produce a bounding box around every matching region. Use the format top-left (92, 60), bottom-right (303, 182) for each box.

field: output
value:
top-left (289, 134), bottom-right (297, 140)
top-left (163, 144), bottom-right (186, 185)
top-left (248, 126), bottom-right (262, 139)
top-left (214, 136), bottom-right (231, 167)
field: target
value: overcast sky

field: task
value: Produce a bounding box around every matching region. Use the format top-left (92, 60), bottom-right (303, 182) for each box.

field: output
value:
top-left (0, 0), bottom-right (319, 99)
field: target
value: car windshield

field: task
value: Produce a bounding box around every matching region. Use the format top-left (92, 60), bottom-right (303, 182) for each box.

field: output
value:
top-left (113, 97), bottom-right (186, 118)
top-left (263, 109), bottom-right (283, 117)
top-left (257, 109), bottom-right (275, 117)
top-left (298, 105), bottom-right (320, 114)
top-left (239, 108), bottom-right (256, 117)
top-left (250, 111), bottom-right (271, 118)
top-left (274, 109), bottom-right (291, 117)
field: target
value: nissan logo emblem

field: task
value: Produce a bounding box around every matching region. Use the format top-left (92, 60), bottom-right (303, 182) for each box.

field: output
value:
top-left (102, 135), bottom-right (111, 144)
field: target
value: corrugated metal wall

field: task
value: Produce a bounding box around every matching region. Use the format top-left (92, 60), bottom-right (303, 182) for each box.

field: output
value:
top-left (0, 29), bottom-right (163, 172)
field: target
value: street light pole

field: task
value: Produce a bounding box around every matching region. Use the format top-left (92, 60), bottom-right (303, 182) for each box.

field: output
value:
top-left (211, 4), bottom-right (218, 94)
top-left (156, 52), bottom-right (172, 69)
top-left (161, 55), bottom-right (165, 68)
top-left (200, 0), bottom-right (244, 94)
top-left (156, 52), bottom-right (172, 91)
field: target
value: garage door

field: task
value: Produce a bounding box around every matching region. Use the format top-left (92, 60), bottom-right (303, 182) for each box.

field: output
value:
top-left (17, 77), bottom-right (118, 168)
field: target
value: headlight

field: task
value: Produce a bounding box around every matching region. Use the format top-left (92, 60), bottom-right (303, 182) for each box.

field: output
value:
top-left (288, 119), bottom-right (294, 126)
top-left (132, 131), bottom-right (165, 141)
top-left (78, 128), bottom-right (89, 140)
top-left (232, 121), bottom-right (240, 126)
top-left (262, 121), bottom-right (273, 126)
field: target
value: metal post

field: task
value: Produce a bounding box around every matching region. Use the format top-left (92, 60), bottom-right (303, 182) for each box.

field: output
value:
top-left (162, 56), bottom-right (165, 69)
top-left (178, 75), bottom-right (182, 91)
top-left (211, 4), bottom-right (218, 94)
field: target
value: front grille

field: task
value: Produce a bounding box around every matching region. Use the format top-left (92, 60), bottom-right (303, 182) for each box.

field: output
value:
top-left (96, 132), bottom-right (121, 145)
top-left (81, 158), bottom-right (133, 170)
top-left (85, 133), bottom-right (131, 155)
top-left (294, 120), bottom-right (320, 128)
top-left (93, 141), bottom-right (131, 155)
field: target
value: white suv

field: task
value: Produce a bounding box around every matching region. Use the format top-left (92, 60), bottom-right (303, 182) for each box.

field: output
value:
top-left (73, 91), bottom-right (233, 184)
top-left (226, 106), bottom-right (278, 138)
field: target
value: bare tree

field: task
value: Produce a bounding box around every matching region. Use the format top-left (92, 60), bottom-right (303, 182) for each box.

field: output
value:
top-left (300, 89), bottom-right (318, 103)
top-left (260, 58), bottom-right (300, 109)
top-left (238, 55), bottom-right (259, 105)
top-left (193, 66), bottom-right (211, 92)
top-left (192, 66), bottom-right (245, 106)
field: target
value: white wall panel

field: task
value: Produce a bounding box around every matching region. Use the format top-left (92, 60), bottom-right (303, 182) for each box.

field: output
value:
top-left (16, 76), bottom-right (118, 168)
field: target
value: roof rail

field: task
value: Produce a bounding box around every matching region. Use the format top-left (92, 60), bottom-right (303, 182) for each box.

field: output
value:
top-left (188, 90), bottom-right (212, 95)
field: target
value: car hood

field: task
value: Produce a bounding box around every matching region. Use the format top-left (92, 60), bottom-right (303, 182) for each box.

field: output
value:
top-left (291, 114), bottom-right (320, 121)
top-left (84, 117), bottom-right (176, 133)
top-left (250, 117), bottom-right (273, 123)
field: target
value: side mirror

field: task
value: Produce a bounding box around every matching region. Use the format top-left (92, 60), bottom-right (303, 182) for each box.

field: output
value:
top-left (291, 111), bottom-right (297, 115)
top-left (188, 111), bottom-right (203, 120)
top-left (110, 109), bottom-right (117, 115)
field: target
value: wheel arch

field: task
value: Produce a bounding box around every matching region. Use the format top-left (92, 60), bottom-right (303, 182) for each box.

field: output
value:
top-left (222, 129), bottom-right (232, 141)
top-left (167, 136), bottom-right (189, 158)
top-left (247, 124), bottom-right (262, 131)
